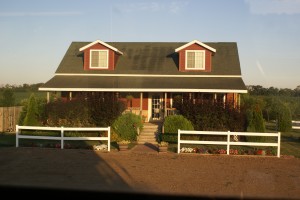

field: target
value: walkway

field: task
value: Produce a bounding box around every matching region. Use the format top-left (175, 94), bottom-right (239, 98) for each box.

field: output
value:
top-left (130, 143), bottom-right (159, 154)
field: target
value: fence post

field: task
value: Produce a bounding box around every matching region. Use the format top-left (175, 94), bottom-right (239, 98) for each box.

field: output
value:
top-left (227, 131), bottom-right (230, 155)
top-left (108, 126), bottom-right (111, 152)
top-left (178, 129), bottom-right (180, 154)
top-left (16, 125), bottom-right (19, 147)
top-left (61, 126), bottom-right (64, 149)
top-left (277, 132), bottom-right (281, 158)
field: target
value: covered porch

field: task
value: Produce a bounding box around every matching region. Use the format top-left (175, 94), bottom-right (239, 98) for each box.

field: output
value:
top-left (47, 91), bottom-right (242, 123)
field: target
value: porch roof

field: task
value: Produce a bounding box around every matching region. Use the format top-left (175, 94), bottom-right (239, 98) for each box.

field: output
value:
top-left (39, 75), bottom-right (247, 93)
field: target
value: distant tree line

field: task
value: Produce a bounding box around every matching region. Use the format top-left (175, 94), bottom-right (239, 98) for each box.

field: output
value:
top-left (0, 83), bottom-right (44, 92)
top-left (247, 85), bottom-right (300, 96)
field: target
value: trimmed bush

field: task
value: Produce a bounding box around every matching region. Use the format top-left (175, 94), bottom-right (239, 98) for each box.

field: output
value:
top-left (162, 115), bottom-right (194, 143)
top-left (112, 113), bottom-right (143, 142)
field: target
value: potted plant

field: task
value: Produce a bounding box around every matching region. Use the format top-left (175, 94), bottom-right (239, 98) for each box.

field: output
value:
top-left (118, 140), bottom-right (130, 151)
top-left (158, 141), bottom-right (168, 153)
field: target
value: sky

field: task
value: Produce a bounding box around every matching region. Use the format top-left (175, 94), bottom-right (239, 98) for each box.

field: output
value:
top-left (0, 0), bottom-right (299, 89)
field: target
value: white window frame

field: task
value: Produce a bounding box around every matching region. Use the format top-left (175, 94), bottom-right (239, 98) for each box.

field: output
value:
top-left (185, 50), bottom-right (205, 70)
top-left (89, 49), bottom-right (109, 69)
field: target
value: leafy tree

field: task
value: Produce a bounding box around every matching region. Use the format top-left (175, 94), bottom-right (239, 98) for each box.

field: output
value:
top-left (23, 94), bottom-right (40, 126)
top-left (0, 88), bottom-right (15, 106)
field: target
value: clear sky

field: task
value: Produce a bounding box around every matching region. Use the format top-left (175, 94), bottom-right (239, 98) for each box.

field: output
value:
top-left (0, 0), bottom-right (299, 89)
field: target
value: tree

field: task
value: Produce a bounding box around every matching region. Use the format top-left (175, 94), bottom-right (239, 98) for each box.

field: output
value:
top-left (0, 88), bottom-right (15, 106)
top-left (23, 94), bottom-right (40, 126)
top-left (272, 100), bottom-right (292, 132)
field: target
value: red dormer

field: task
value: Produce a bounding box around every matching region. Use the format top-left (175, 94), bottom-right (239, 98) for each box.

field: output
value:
top-left (175, 40), bottom-right (216, 72)
top-left (79, 40), bottom-right (123, 70)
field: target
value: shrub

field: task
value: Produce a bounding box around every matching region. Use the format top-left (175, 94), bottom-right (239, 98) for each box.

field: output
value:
top-left (175, 100), bottom-right (246, 132)
top-left (23, 94), bottom-right (40, 126)
top-left (277, 103), bottom-right (292, 132)
top-left (88, 92), bottom-right (125, 126)
top-left (45, 97), bottom-right (93, 127)
top-left (243, 96), bottom-right (266, 142)
top-left (162, 115), bottom-right (194, 143)
top-left (112, 113), bottom-right (143, 142)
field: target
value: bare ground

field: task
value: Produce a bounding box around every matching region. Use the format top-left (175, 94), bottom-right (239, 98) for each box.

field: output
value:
top-left (0, 146), bottom-right (299, 199)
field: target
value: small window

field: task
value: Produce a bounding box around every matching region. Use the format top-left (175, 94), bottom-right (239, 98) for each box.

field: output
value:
top-left (90, 50), bottom-right (108, 68)
top-left (185, 50), bottom-right (205, 70)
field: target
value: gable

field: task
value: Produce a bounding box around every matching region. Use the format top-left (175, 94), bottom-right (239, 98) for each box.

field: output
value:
top-left (175, 40), bottom-right (216, 72)
top-left (80, 40), bottom-right (122, 71)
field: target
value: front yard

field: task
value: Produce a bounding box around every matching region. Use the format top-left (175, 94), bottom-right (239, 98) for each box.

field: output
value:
top-left (1, 122), bottom-right (300, 157)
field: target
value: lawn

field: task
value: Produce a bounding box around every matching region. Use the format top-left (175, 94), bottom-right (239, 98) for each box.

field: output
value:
top-left (14, 91), bottom-right (47, 105)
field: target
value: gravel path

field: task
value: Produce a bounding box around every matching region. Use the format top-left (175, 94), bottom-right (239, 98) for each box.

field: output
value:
top-left (0, 147), bottom-right (299, 199)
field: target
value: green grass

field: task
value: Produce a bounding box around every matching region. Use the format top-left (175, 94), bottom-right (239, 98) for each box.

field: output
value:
top-left (0, 91), bottom-right (47, 105)
top-left (14, 91), bottom-right (47, 105)
top-left (0, 133), bottom-right (15, 147)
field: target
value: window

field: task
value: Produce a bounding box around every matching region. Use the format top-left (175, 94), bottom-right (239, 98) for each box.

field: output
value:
top-left (90, 50), bottom-right (108, 68)
top-left (185, 50), bottom-right (205, 70)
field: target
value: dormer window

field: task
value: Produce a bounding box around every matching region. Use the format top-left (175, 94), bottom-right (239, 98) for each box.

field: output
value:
top-left (185, 50), bottom-right (205, 70)
top-left (90, 50), bottom-right (108, 69)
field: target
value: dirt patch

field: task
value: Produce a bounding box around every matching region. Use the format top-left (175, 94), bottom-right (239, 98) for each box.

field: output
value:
top-left (0, 147), bottom-right (299, 199)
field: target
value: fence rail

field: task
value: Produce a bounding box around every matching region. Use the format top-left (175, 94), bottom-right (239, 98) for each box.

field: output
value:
top-left (178, 130), bottom-right (281, 157)
top-left (16, 125), bottom-right (111, 151)
top-left (292, 120), bottom-right (300, 130)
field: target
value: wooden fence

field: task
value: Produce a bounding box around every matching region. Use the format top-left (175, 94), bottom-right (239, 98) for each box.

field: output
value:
top-left (0, 106), bottom-right (23, 132)
top-left (178, 130), bottom-right (281, 157)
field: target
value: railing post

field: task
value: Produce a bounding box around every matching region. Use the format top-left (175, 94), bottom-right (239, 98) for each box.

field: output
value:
top-left (178, 129), bottom-right (180, 154)
top-left (227, 131), bottom-right (230, 155)
top-left (278, 132), bottom-right (281, 158)
top-left (61, 126), bottom-right (64, 149)
top-left (108, 127), bottom-right (111, 152)
top-left (16, 125), bottom-right (19, 147)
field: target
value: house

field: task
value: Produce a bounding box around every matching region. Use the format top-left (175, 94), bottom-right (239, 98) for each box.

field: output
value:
top-left (39, 40), bottom-right (247, 122)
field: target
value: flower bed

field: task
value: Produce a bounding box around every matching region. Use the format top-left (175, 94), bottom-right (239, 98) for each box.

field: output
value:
top-left (179, 147), bottom-right (276, 156)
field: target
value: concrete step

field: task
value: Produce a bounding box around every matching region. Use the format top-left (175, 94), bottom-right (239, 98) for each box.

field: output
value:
top-left (137, 141), bottom-right (158, 145)
top-left (139, 132), bottom-right (156, 136)
top-left (138, 139), bottom-right (157, 144)
top-left (138, 135), bottom-right (156, 140)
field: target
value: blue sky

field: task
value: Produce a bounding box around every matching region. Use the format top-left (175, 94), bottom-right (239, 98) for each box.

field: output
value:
top-left (0, 0), bottom-right (299, 89)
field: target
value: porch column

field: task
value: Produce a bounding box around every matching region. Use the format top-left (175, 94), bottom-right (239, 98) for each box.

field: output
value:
top-left (140, 92), bottom-right (143, 116)
top-left (164, 92), bottom-right (167, 118)
top-left (238, 94), bottom-right (241, 108)
top-left (69, 92), bottom-right (72, 100)
top-left (47, 92), bottom-right (50, 103)
top-left (170, 93), bottom-right (173, 108)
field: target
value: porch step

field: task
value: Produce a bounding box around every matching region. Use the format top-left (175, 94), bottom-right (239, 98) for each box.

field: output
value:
top-left (137, 122), bottom-right (162, 144)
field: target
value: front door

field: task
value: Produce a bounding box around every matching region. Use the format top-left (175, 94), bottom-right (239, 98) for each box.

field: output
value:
top-left (151, 94), bottom-right (161, 120)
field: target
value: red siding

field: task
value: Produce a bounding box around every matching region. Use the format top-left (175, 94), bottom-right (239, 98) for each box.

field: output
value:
top-left (83, 43), bottom-right (116, 71)
top-left (178, 43), bottom-right (212, 72)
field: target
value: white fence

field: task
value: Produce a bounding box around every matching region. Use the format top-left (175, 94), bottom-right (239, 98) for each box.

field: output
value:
top-left (292, 121), bottom-right (300, 130)
top-left (178, 130), bottom-right (281, 157)
top-left (16, 125), bottom-right (111, 151)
